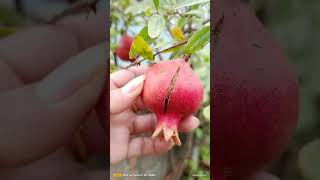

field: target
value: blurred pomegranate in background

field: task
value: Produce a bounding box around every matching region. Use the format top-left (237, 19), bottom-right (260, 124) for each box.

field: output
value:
top-left (116, 34), bottom-right (133, 61)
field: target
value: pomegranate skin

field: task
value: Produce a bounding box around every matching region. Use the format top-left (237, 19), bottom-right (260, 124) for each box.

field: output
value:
top-left (212, 1), bottom-right (298, 179)
top-left (141, 59), bottom-right (203, 145)
top-left (116, 34), bottom-right (133, 61)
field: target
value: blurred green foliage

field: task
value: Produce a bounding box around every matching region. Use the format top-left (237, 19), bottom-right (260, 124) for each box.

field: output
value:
top-left (0, 6), bottom-right (24, 39)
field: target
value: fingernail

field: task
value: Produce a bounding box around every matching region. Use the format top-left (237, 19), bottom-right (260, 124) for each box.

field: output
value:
top-left (36, 44), bottom-right (106, 103)
top-left (121, 75), bottom-right (145, 97)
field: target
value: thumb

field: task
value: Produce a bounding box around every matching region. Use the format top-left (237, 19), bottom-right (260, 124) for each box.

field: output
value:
top-left (110, 75), bottom-right (145, 114)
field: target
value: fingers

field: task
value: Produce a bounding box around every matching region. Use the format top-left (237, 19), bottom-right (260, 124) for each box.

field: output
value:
top-left (110, 65), bottom-right (148, 90)
top-left (0, 44), bottom-right (106, 167)
top-left (132, 113), bottom-right (156, 133)
top-left (127, 137), bottom-right (172, 160)
top-left (110, 126), bottom-right (130, 164)
top-left (110, 75), bottom-right (145, 114)
top-left (80, 111), bottom-right (106, 156)
top-left (0, 12), bottom-right (106, 83)
top-left (56, 12), bottom-right (107, 52)
top-left (178, 116), bottom-right (200, 132)
top-left (132, 114), bottom-right (200, 134)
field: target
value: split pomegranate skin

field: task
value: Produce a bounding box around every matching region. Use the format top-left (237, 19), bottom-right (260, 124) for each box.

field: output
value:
top-left (141, 59), bottom-right (204, 146)
top-left (212, 0), bottom-right (298, 179)
top-left (116, 34), bottom-right (133, 61)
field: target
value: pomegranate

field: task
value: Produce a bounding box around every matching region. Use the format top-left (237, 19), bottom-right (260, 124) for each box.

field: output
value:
top-left (212, 0), bottom-right (298, 179)
top-left (116, 34), bottom-right (133, 61)
top-left (141, 59), bottom-right (203, 146)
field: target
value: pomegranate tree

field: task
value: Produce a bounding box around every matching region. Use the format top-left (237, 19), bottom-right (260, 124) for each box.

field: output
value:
top-left (110, 0), bottom-right (210, 178)
top-left (141, 59), bottom-right (204, 146)
top-left (212, 0), bottom-right (298, 179)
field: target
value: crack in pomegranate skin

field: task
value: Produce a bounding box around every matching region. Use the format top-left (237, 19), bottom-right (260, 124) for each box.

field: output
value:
top-left (163, 66), bottom-right (181, 113)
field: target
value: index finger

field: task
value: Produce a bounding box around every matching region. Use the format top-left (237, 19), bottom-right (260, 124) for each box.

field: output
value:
top-left (110, 65), bottom-right (148, 90)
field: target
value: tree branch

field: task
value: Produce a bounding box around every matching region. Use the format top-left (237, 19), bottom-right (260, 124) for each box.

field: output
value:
top-left (202, 18), bottom-right (210, 25)
top-left (212, 14), bottom-right (224, 52)
top-left (48, 0), bottom-right (99, 24)
top-left (124, 40), bottom-right (187, 69)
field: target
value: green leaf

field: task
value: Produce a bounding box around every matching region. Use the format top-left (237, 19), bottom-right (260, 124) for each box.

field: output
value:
top-left (203, 105), bottom-right (210, 121)
top-left (169, 0), bottom-right (177, 6)
top-left (138, 26), bottom-right (155, 44)
top-left (111, 43), bottom-right (118, 52)
top-left (125, 2), bottom-right (146, 15)
top-left (175, 0), bottom-right (209, 9)
top-left (184, 9), bottom-right (204, 17)
top-left (129, 44), bottom-right (137, 59)
top-left (109, 60), bottom-right (118, 73)
top-left (299, 139), bottom-right (320, 180)
top-left (171, 44), bottom-right (185, 58)
top-left (200, 146), bottom-right (210, 163)
top-left (184, 26), bottom-right (210, 55)
top-left (153, 0), bottom-right (160, 11)
top-left (145, 7), bottom-right (152, 16)
top-left (0, 27), bottom-right (16, 38)
top-left (163, 0), bottom-right (176, 6)
top-left (187, 159), bottom-right (198, 173)
top-left (170, 26), bottom-right (185, 41)
top-left (148, 14), bottom-right (166, 38)
top-left (177, 17), bottom-right (185, 28)
top-left (0, 7), bottom-right (23, 26)
top-left (132, 36), bottom-right (154, 60)
top-left (195, 128), bottom-right (203, 140)
top-left (163, 43), bottom-right (185, 53)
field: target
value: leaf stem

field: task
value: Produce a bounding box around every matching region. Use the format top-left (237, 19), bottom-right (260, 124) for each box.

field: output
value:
top-left (154, 40), bottom-right (187, 56)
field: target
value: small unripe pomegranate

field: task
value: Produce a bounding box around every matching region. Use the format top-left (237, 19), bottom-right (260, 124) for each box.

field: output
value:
top-left (116, 34), bottom-right (133, 61)
top-left (141, 59), bottom-right (203, 146)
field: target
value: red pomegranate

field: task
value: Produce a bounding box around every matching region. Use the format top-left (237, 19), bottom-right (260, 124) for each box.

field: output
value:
top-left (141, 59), bottom-right (203, 146)
top-left (116, 34), bottom-right (133, 61)
top-left (212, 0), bottom-right (298, 179)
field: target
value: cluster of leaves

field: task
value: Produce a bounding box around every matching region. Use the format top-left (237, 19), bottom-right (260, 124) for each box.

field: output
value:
top-left (110, 0), bottom-right (210, 65)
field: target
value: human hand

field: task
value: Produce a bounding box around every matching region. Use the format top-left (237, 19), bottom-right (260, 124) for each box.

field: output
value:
top-left (110, 65), bottom-right (200, 164)
top-left (0, 12), bottom-right (107, 179)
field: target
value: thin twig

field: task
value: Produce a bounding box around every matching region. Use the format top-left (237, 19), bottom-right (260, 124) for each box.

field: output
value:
top-left (175, 134), bottom-right (194, 179)
top-left (125, 40), bottom-right (187, 69)
top-left (124, 59), bottom-right (144, 69)
top-left (48, 0), bottom-right (99, 24)
top-left (154, 40), bottom-right (187, 56)
top-left (212, 14), bottom-right (224, 52)
top-left (202, 19), bottom-right (210, 25)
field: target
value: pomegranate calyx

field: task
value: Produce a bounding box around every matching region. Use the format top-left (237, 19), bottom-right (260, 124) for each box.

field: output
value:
top-left (151, 123), bottom-right (182, 146)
